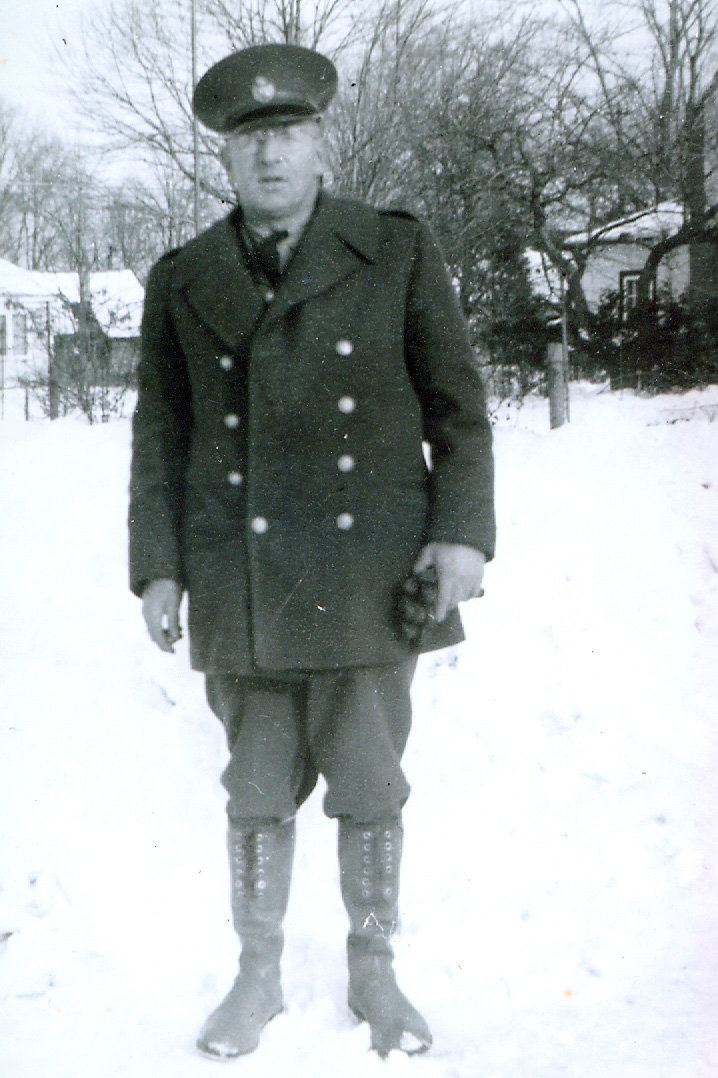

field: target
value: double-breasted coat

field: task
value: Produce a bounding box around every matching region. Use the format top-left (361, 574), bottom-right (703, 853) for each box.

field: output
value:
top-left (129, 193), bottom-right (495, 673)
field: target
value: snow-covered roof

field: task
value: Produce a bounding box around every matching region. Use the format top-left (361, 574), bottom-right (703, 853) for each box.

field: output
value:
top-left (564, 202), bottom-right (684, 247)
top-left (30, 269), bottom-right (144, 338)
top-left (0, 258), bottom-right (56, 298)
top-left (0, 260), bottom-right (144, 337)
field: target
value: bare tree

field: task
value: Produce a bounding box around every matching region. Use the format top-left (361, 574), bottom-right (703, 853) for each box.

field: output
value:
top-left (49, 0), bottom-right (718, 376)
top-left (408, 0), bottom-right (718, 353)
top-left (324, 0), bottom-right (444, 202)
top-left (0, 101), bottom-right (21, 258)
top-left (206, 0), bottom-right (362, 51)
top-left (553, 0), bottom-right (718, 308)
top-left (55, 0), bottom-right (375, 210)
top-left (104, 165), bottom-right (197, 281)
top-left (0, 109), bottom-right (101, 271)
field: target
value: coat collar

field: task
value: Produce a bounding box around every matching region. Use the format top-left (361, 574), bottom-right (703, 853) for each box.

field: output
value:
top-left (169, 194), bottom-right (381, 350)
top-left (264, 192), bottom-right (380, 326)
top-left (170, 213), bottom-right (263, 351)
top-left (309, 191), bottom-right (381, 264)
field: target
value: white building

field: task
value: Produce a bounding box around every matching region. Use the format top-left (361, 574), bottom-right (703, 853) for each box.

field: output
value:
top-left (525, 203), bottom-right (693, 317)
top-left (0, 259), bottom-right (144, 416)
top-left (562, 202), bottom-right (689, 314)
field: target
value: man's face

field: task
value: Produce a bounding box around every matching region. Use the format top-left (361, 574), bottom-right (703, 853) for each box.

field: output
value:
top-left (223, 118), bottom-right (324, 224)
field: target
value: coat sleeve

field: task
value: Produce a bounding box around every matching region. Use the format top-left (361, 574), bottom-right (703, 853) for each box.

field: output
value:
top-left (403, 220), bottom-right (496, 560)
top-left (128, 256), bottom-right (193, 596)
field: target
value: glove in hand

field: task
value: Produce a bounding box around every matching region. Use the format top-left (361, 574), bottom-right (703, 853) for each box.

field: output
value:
top-left (394, 567), bottom-right (439, 646)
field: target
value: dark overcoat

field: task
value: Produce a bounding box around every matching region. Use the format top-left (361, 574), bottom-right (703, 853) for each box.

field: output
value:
top-left (129, 193), bottom-right (495, 673)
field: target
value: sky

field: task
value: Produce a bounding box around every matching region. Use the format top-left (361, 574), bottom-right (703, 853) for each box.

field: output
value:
top-left (0, 0), bottom-right (650, 146)
top-left (0, 0), bottom-right (628, 135)
top-left (0, 0), bottom-right (96, 129)
top-left (0, 0), bottom-right (657, 194)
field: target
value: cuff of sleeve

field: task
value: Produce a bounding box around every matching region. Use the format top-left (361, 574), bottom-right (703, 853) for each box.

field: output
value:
top-left (425, 526), bottom-right (495, 563)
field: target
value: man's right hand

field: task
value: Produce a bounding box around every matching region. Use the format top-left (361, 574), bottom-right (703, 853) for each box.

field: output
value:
top-left (142, 579), bottom-right (184, 653)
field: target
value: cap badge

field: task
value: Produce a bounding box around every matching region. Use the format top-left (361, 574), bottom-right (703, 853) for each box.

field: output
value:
top-left (251, 76), bottom-right (277, 103)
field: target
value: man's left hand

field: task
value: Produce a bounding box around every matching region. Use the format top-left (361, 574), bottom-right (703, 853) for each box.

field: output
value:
top-left (413, 542), bottom-right (486, 623)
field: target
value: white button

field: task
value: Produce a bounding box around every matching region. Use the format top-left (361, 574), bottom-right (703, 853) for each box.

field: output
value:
top-left (338, 396), bottom-right (356, 414)
top-left (251, 516), bottom-right (268, 534)
top-left (337, 454), bottom-right (355, 472)
top-left (219, 355), bottom-right (233, 370)
top-left (227, 471), bottom-right (243, 486)
top-left (264, 289), bottom-right (275, 303)
top-left (335, 338), bottom-right (353, 356)
top-left (224, 414), bottom-right (240, 428)
top-left (336, 512), bottom-right (354, 530)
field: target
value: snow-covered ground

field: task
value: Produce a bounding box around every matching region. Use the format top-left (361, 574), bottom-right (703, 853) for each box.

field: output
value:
top-left (1, 383), bottom-right (717, 1077)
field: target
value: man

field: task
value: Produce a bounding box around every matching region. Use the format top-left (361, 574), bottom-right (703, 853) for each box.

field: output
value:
top-left (129, 43), bottom-right (494, 1060)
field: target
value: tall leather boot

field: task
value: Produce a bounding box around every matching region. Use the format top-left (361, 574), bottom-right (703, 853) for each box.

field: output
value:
top-left (338, 816), bottom-right (432, 1057)
top-left (196, 816), bottom-right (295, 1060)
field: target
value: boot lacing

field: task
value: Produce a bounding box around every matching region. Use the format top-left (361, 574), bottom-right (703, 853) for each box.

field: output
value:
top-left (231, 828), bottom-right (270, 899)
top-left (359, 825), bottom-right (399, 937)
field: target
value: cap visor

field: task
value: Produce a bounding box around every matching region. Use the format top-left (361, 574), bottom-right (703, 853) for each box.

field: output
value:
top-left (226, 103), bottom-right (318, 133)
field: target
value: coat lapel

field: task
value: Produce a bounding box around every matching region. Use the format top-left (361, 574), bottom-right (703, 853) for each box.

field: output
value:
top-left (168, 196), bottom-right (382, 347)
top-left (265, 194), bottom-right (381, 324)
top-left (170, 214), bottom-right (264, 351)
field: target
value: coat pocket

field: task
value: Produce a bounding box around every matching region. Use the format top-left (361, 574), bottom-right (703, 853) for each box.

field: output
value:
top-left (181, 484), bottom-right (244, 550)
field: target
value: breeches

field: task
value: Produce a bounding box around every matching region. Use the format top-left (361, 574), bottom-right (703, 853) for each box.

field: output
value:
top-left (205, 661), bottom-right (417, 824)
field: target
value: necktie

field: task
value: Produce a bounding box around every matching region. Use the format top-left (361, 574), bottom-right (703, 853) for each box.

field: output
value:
top-left (252, 229), bottom-right (289, 288)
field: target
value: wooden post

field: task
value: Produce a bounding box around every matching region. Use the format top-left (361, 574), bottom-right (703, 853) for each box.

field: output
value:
top-left (46, 301), bottom-right (59, 420)
top-left (547, 341), bottom-right (568, 429)
top-left (561, 275), bottom-right (570, 423)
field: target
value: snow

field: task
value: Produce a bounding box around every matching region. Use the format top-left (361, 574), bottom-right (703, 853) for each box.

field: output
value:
top-left (564, 202), bottom-right (685, 247)
top-left (29, 270), bottom-right (145, 337)
top-left (525, 248), bottom-right (562, 303)
top-left (1, 383), bottom-right (717, 1077)
top-left (1, 262), bottom-right (144, 335)
top-left (0, 259), bottom-right (55, 298)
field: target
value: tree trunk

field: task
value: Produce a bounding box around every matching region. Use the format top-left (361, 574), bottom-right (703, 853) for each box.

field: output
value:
top-left (685, 101), bottom-right (712, 310)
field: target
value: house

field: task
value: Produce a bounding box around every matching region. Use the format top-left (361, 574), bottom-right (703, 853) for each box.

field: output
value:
top-left (0, 259), bottom-right (55, 399)
top-left (562, 202), bottom-right (699, 316)
top-left (0, 258), bottom-right (144, 414)
top-left (526, 201), bottom-right (718, 318)
top-left (525, 202), bottom-right (718, 391)
top-left (33, 269), bottom-right (145, 377)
